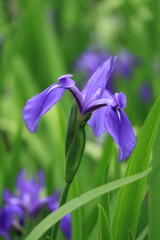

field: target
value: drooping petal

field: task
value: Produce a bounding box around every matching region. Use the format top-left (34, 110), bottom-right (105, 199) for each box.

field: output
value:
top-left (81, 56), bottom-right (116, 110)
top-left (30, 190), bottom-right (60, 217)
top-left (0, 231), bottom-right (11, 240)
top-left (23, 84), bottom-right (65, 133)
top-left (59, 74), bottom-right (84, 111)
top-left (48, 201), bottom-right (72, 240)
top-left (60, 213), bottom-right (72, 240)
top-left (23, 75), bottom-right (76, 133)
top-left (88, 106), bottom-right (107, 137)
top-left (58, 74), bottom-right (74, 87)
top-left (105, 106), bottom-right (136, 161)
top-left (3, 190), bottom-right (23, 209)
top-left (0, 206), bottom-right (13, 231)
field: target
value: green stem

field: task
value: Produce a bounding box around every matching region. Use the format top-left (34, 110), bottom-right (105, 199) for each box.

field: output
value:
top-left (50, 181), bottom-right (71, 240)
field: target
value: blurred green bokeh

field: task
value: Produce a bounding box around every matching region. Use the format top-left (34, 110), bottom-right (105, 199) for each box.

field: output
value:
top-left (0, 0), bottom-right (160, 239)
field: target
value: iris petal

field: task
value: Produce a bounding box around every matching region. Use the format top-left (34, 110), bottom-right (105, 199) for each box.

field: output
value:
top-left (48, 202), bottom-right (72, 240)
top-left (105, 106), bottom-right (136, 162)
top-left (0, 231), bottom-right (11, 240)
top-left (87, 89), bottom-right (114, 136)
top-left (58, 74), bottom-right (75, 88)
top-left (0, 206), bottom-right (13, 239)
top-left (23, 84), bottom-right (65, 133)
top-left (88, 107), bottom-right (107, 137)
top-left (82, 56), bottom-right (116, 110)
top-left (60, 213), bottom-right (72, 240)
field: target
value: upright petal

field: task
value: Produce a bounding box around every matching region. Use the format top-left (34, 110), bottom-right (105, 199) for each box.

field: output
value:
top-left (16, 170), bottom-right (27, 193)
top-left (105, 106), bottom-right (136, 161)
top-left (37, 171), bottom-right (45, 189)
top-left (81, 56), bottom-right (116, 110)
top-left (23, 84), bottom-right (65, 133)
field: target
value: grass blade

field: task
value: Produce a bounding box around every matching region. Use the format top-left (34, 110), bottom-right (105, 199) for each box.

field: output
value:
top-left (112, 97), bottom-right (160, 240)
top-left (25, 168), bottom-right (151, 240)
top-left (136, 226), bottom-right (148, 240)
top-left (149, 125), bottom-right (160, 240)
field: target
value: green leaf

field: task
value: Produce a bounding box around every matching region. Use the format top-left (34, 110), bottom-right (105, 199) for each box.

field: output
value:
top-left (25, 168), bottom-right (151, 240)
top-left (70, 177), bottom-right (83, 240)
top-left (128, 229), bottom-right (135, 240)
top-left (87, 225), bottom-right (98, 240)
top-left (136, 226), bottom-right (148, 240)
top-left (98, 203), bottom-right (112, 240)
top-left (94, 135), bottom-right (114, 187)
top-left (99, 163), bottom-right (112, 240)
top-left (149, 124), bottom-right (160, 240)
top-left (112, 97), bottom-right (160, 240)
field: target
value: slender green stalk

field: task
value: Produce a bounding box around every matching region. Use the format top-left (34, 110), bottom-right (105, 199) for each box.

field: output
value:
top-left (50, 181), bottom-right (71, 240)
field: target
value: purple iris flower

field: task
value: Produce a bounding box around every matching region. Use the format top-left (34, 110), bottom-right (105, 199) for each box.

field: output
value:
top-left (138, 82), bottom-right (153, 103)
top-left (75, 48), bottom-right (110, 77)
top-left (23, 57), bottom-right (136, 161)
top-left (75, 48), bottom-right (115, 92)
top-left (4, 170), bottom-right (59, 218)
top-left (0, 206), bottom-right (12, 240)
top-left (48, 202), bottom-right (72, 240)
top-left (115, 50), bottom-right (140, 78)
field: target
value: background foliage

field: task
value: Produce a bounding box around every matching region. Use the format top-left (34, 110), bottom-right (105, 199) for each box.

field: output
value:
top-left (0, 0), bottom-right (160, 239)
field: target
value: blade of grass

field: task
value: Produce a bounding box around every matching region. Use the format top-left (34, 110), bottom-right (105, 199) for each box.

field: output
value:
top-left (25, 168), bottom-right (151, 240)
top-left (70, 176), bottom-right (83, 240)
top-left (149, 124), bottom-right (160, 240)
top-left (99, 163), bottom-right (112, 240)
top-left (98, 203), bottom-right (112, 240)
top-left (136, 226), bottom-right (148, 240)
top-left (112, 97), bottom-right (160, 240)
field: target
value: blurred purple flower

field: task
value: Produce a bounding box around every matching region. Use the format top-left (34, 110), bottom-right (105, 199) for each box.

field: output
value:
top-left (75, 48), bottom-right (140, 94)
top-left (75, 48), bottom-right (110, 77)
top-left (75, 48), bottom-right (114, 92)
top-left (115, 50), bottom-right (140, 78)
top-left (2, 170), bottom-right (72, 239)
top-left (48, 202), bottom-right (72, 240)
top-left (23, 57), bottom-right (136, 161)
top-left (138, 82), bottom-right (153, 103)
top-left (0, 206), bottom-right (12, 240)
top-left (4, 170), bottom-right (59, 218)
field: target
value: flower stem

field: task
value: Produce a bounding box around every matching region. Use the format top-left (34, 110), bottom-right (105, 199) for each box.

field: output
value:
top-left (50, 181), bottom-right (71, 240)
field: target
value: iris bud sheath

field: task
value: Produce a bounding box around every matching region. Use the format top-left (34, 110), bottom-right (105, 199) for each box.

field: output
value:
top-left (65, 102), bottom-right (87, 184)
